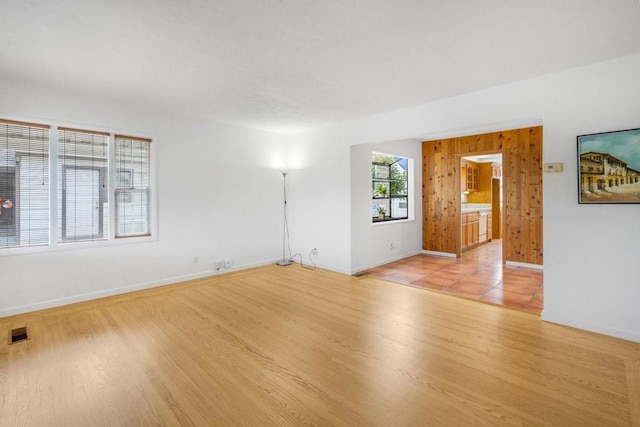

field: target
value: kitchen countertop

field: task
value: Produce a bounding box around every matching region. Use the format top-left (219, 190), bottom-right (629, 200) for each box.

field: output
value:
top-left (461, 204), bottom-right (492, 213)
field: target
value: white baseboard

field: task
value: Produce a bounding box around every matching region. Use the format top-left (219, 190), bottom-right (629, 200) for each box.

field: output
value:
top-left (542, 308), bottom-right (640, 343)
top-left (315, 263), bottom-right (350, 275)
top-left (506, 261), bottom-right (543, 270)
top-left (351, 251), bottom-right (423, 275)
top-left (277, 255), bottom-right (350, 275)
top-left (0, 258), bottom-right (281, 318)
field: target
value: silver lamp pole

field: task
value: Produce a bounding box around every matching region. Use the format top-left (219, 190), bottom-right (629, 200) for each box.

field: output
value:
top-left (276, 172), bottom-right (292, 266)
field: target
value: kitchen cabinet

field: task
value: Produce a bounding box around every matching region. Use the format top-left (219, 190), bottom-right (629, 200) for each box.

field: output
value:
top-left (467, 165), bottom-right (479, 191)
top-left (471, 215), bottom-right (479, 244)
top-left (462, 161), bottom-right (479, 192)
top-left (465, 162), bottom-right (497, 204)
top-left (462, 211), bottom-right (495, 250)
top-left (462, 212), bottom-right (480, 250)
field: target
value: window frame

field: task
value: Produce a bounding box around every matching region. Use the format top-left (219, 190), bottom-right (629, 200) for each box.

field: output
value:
top-left (0, 115), bottom-right (157, 256)
top-left (0, 118), bottom-right (50, 249)
top-left (114, 135), bottom-right (152, 239)
top-left (57, 127), bottom-right (111, 243)
top-left (371, 152), bottom-right (411, 224)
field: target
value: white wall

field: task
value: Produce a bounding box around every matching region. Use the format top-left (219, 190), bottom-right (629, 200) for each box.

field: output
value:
top-left (2, 54), bottom-right (639, 343)
top-left (350, 139), bottom-right (422, 273)
top-left (0, 78), bottom-right (288, 316)
top-left (290, 53), bottom-right (640, 343)
top-left (285, 136), bottom-right (353, 273)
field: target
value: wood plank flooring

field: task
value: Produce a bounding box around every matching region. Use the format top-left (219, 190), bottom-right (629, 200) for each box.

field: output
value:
top-left (1, 265), bottom-right (638, 426)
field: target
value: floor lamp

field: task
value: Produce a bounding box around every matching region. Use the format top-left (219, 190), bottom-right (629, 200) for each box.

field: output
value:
top-left (276, 171), bottom-right (292, 266)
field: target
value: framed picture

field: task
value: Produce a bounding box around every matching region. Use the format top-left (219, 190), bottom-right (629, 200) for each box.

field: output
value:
top-left (578, 128), bottom-right (640, 204)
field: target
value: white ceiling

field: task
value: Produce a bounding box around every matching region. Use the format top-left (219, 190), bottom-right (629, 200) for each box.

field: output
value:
top-left (2, 1), bottom-right (640, 134)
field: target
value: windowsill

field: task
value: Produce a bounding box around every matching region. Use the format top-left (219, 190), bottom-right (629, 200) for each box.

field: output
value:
top-left (0, 233), bottom-right (158, 257)
top-left (371, 217), bottom-right (413, 226)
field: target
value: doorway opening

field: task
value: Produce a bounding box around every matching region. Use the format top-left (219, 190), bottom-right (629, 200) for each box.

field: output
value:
top-left (409, 126), bottom-right (544, 313)
top-left (459, 152), bottom-right (502, 259)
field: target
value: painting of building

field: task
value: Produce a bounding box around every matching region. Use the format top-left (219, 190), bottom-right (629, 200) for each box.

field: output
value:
top-left (578, 128), bottom-right (640, 203)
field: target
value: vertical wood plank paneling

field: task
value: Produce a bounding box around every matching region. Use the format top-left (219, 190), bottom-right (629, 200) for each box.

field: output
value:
top-left (422, 126), bottom-right (543, 265)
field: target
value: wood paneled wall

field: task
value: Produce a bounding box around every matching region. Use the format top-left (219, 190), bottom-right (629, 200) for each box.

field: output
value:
top-left (422, 126), bottom-right (543, 265)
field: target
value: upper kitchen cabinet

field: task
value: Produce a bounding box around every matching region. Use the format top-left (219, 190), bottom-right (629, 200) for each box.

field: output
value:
top-left (467, 164), bottom-right (479, 191)
top-left (462, 161), bottom-right (479, 192)
top-left (464, 162), bottom-right (494, 204)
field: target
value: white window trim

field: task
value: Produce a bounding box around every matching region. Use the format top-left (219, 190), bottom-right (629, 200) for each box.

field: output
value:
top-left (0, 115), bottom-right (158, 257)
top-left (371, 218), bottom-right (416, 227)
top-left (113, 135), bottom-right (153, 239)
top-left (370, 155), bottom-right (415, 226)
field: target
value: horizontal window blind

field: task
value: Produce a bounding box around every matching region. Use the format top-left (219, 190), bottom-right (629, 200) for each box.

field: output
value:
top-left (115, 135), bottom-right (151, 238)
top-left (58, 128), bottom-right (109, 242)
top-left (0, 120), bottom-right (50, 248)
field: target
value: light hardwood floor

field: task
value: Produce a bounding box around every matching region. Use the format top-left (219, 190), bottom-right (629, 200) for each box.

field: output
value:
top-left (1, 265), bottom-right (639, 426)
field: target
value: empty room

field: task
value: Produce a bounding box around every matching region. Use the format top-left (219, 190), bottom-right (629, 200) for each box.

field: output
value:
top-left (1, 1), bottom-right (639, 425)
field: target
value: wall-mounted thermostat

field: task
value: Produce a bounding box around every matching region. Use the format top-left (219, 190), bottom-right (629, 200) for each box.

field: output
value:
top-left (543, 162), bottom-right (563, 173)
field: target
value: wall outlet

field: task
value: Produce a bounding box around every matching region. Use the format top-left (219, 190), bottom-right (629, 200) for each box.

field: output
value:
top-left (193, 255), bottom-right (200, 263)
top-left (389, 243), bottom-right (395, 250)
top-left (311, 248), bottom-right (318, 256)
top-left (215, 260), bottom-right (224, 270)
top-left (224, 258), bottom-right (233, 268)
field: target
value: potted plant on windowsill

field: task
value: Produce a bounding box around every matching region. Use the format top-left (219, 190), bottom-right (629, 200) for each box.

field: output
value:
top-left (375, 184), bottom-right (388, 198)
top-left (377, 206), bottom-right (386, 219)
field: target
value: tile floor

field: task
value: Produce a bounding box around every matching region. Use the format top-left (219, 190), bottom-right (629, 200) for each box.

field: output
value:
top-left (365, 239), bottom-right (544, 314)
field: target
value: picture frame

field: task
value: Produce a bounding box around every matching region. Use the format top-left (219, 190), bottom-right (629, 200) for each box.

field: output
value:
top-left (578, 127), bottom-right (640, 204)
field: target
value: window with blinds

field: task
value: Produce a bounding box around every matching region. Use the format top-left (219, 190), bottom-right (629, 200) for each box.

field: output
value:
top-left (0, 119), bottom-right (50, 248)
top-left (57, 128), bottom-right (109, 242)
top-left (115, 135), bottom-right (151, 237)
top-left (0, 116), bottom-right (153, 251)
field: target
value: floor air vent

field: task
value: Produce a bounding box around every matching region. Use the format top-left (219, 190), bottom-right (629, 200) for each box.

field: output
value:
top-left (10, 327), bottom-right (29, 344)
